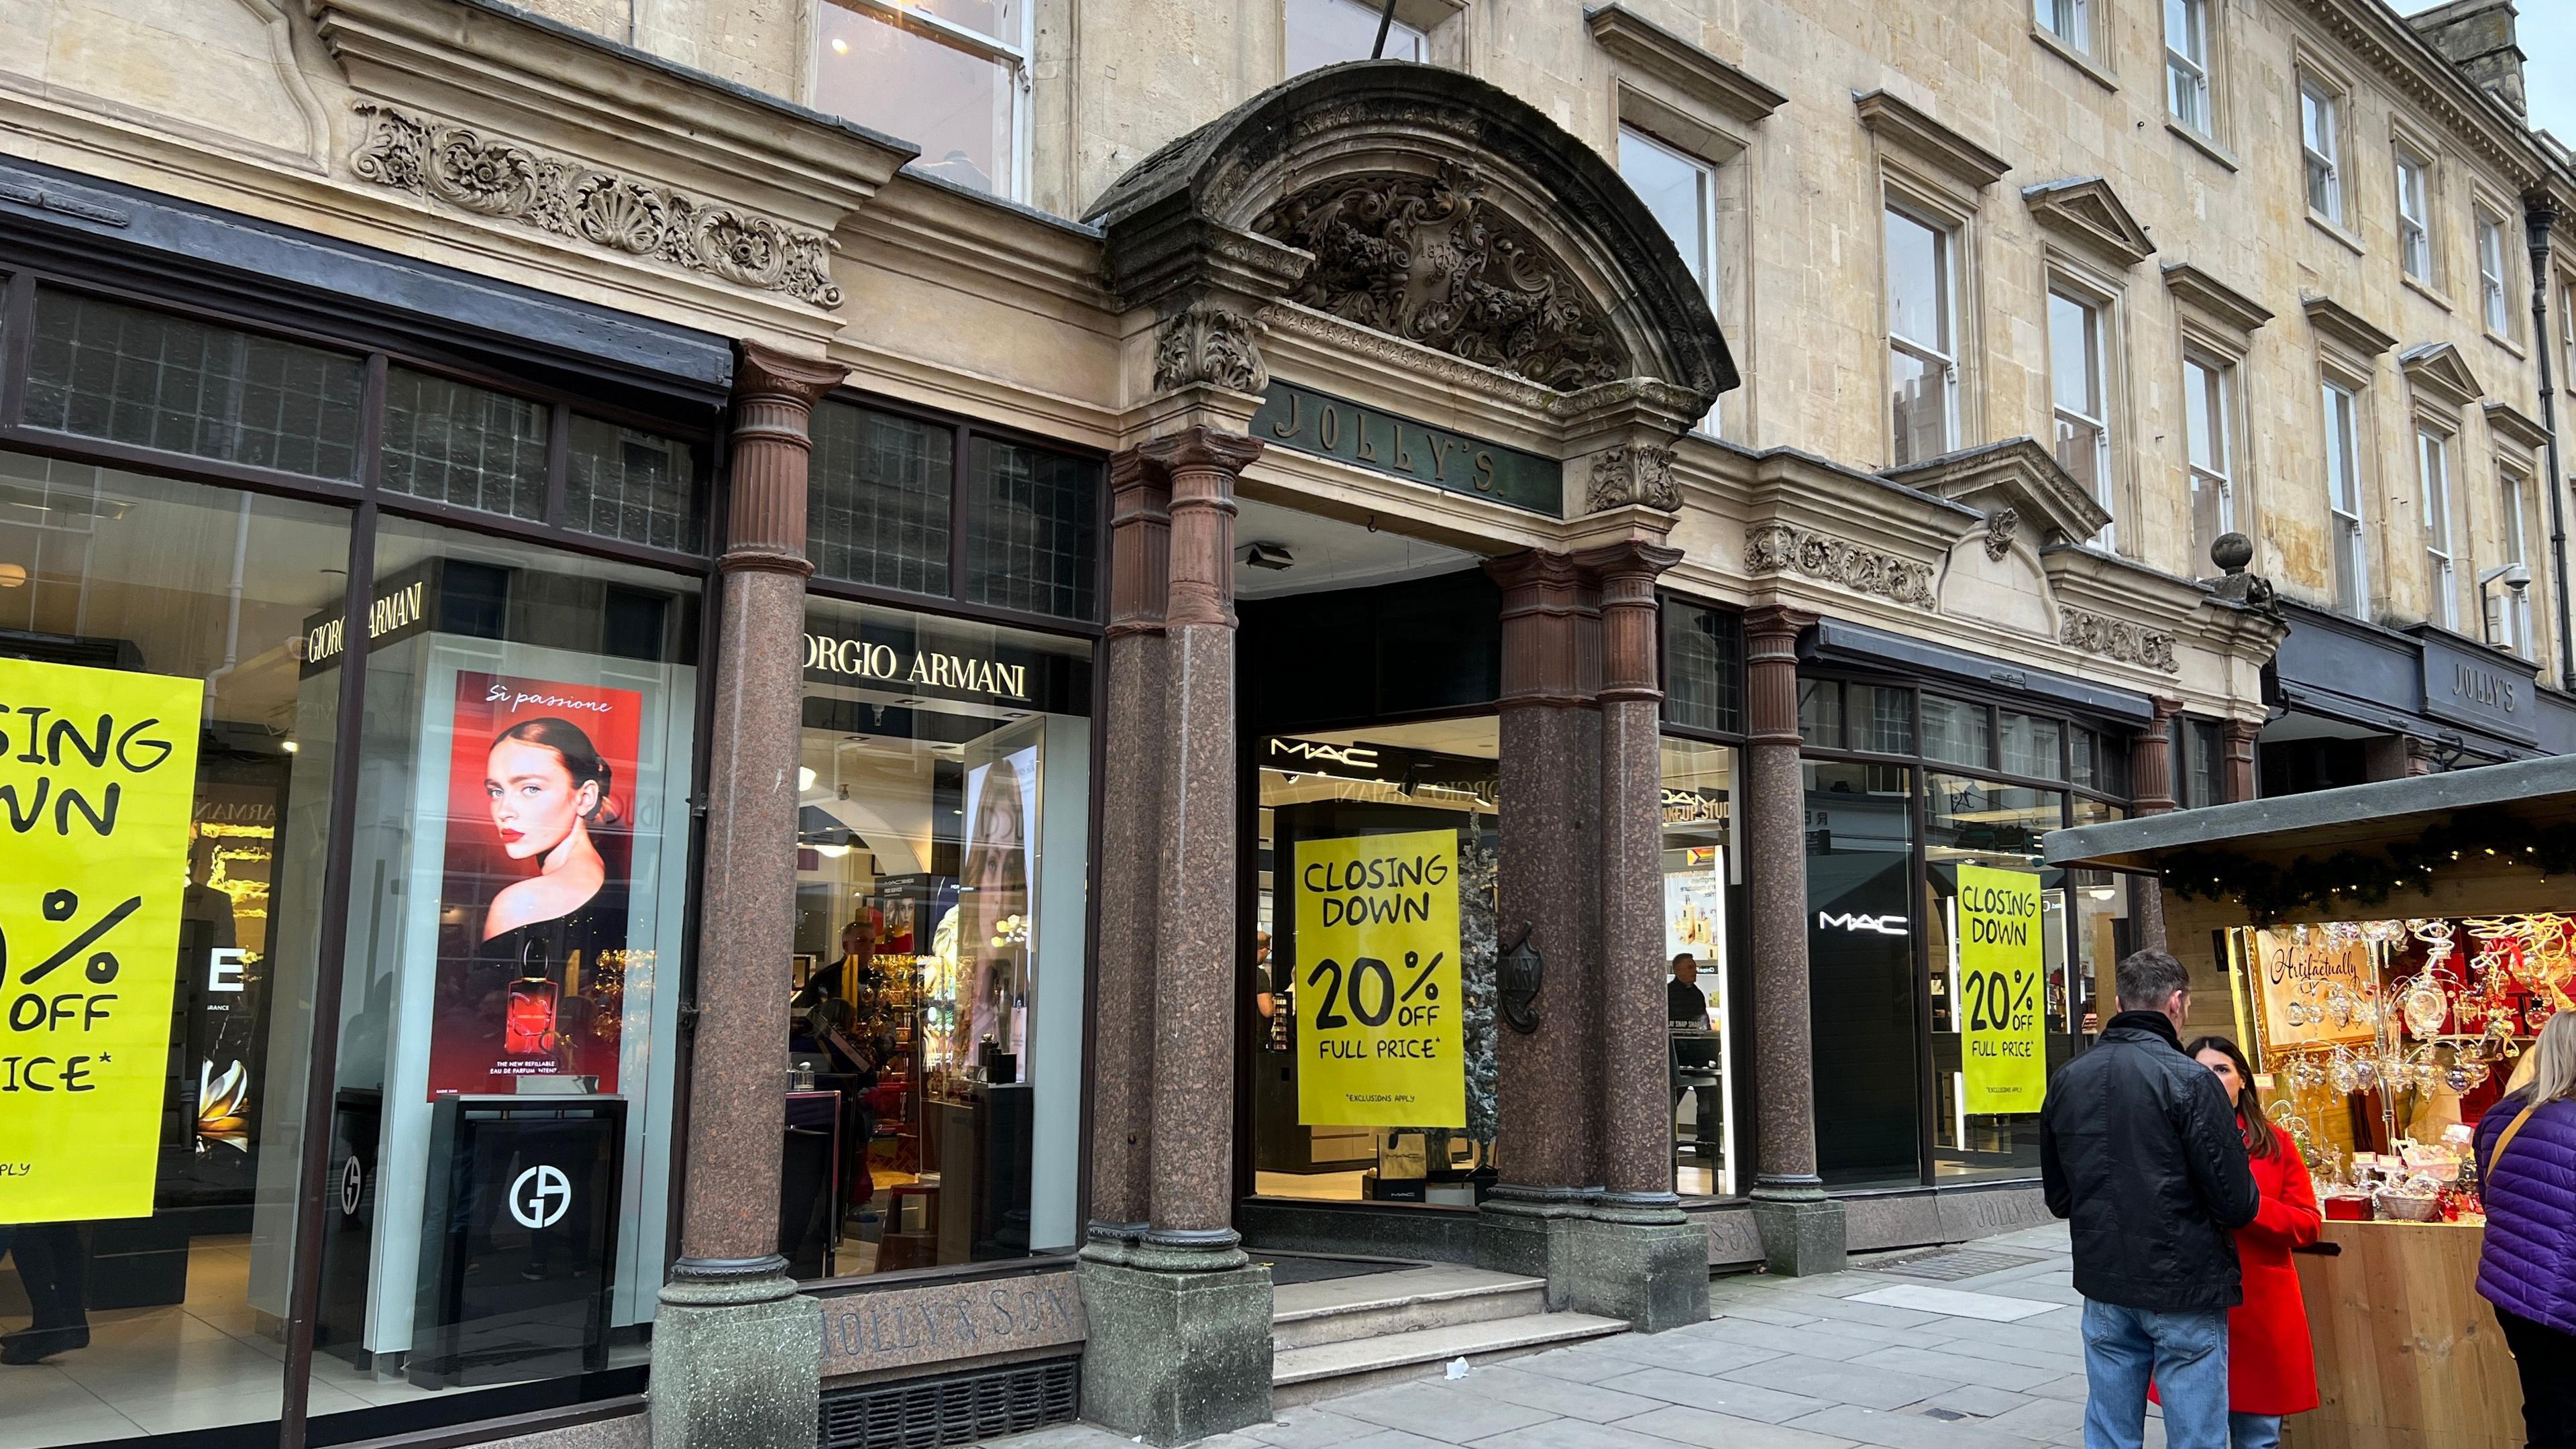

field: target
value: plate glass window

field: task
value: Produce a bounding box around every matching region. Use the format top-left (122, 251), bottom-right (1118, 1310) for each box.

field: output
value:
top-left (2396, 149), bottom-right (2432, 284)
top-left (815, 0), bottom-right (1026, 199)
top-left (1285, 0), bottom-right (1424, 72)
top-left (1658, 739), bottom-right (1737, 1197)
top-left (1884, 207), bottom-right (1955, 466)
top-left (2479, 210), bottom-right (2512, 335)
top-left (2419, 429), bottom-right (2456, 631)
top-left (2498, 467), bottom-right (2534, 657)
top-left (2164, 0), bottom-right (2211, 132)
top-left (2324, 382), bottom-right (2367, 616)
top-left (2301, 80), bottom-right (2343, 222)
top-left (1621, 128), bottom-right (1720, 436)
top-left (2036, 0), bottom-right (2090, 52)
top-left (2184, 357), bottom-right (2233, 571)
top-left (2048, 288), bottom-right (2112, 544)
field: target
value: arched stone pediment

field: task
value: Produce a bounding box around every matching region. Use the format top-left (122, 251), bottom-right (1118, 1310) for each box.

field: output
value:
top-left (1086, 61), bottom-right (1736, 410)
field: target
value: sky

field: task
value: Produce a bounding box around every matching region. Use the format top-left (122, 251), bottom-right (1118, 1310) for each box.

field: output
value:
top-left (2395, 0), bottom-right (2576, 144)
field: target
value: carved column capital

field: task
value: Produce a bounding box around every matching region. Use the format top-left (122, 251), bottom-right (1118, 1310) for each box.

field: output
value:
top-left (1586, 443), bottom-right (1682, 513)
top-left (723, 341), bottom-right (846, 574)
top-left (1151, 300), bottom-right (1269, 396)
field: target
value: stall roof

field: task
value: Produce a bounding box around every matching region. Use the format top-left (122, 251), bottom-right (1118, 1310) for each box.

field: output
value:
top-left (2045, 755), bottom-right (2576, 871)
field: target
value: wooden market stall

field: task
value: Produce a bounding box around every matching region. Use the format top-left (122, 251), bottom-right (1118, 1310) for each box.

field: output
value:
top-left (2047, 755), bottom-right (2576, 1449)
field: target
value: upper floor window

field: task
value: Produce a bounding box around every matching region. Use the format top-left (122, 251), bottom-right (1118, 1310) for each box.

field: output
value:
top-left (2184, 356), bottom-right (2233, 572)
top-left (2035, 0), bottom-right (2092, 54)
top-left (2418, 427), bottom-right (2457, 630)
top-left (1622, 127), bottom-right (1720, 436)
top-left (2049, 287), bottom-right (2112, 544)
top-left (2396, 148), bottom-right (2433, 284)
top-left (2478, 209), bottom-right (2513, 336)
top-left (816, 0), bottom-right (1028, 201)
top-left (2300, 78), bottom-right (2343, 223)
top-left (1287, 0), bottom-right (1424, 74)
top-left (2165, 0), bottom-right (2212, 132)
top-left (2324, 380), bottom-right (2367, 617)
top-left (2497, 465), bottom-right (2536, 657)
top-left (1886, 207), bottom-right (1957, 466)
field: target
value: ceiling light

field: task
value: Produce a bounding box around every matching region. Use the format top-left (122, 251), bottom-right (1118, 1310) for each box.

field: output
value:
top-left (814, 841), bottom-right (851, 859)
top-left (831, 36), bottom-right (849, 52)
top-left (798, 766), bottom-right (818, 792)
top-left (0, 563), bottom-right (24, 588)
top-left (1240, 541), bottom-right (1295, 571)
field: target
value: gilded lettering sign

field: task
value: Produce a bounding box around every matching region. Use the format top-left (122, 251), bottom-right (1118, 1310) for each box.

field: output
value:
top-left (1249, 382), bottom-right (1562, 518)
top-left (817, 1270), bottom-right (1087, 1377)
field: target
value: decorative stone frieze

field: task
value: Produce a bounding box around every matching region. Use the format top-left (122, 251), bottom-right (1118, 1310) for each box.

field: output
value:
top-left (348, 103), bottom-right (841, 307)
top-left (1982, 508), bottom-right (2019, 561)
top-left (1258, 161), bottom-right (1631, 392)
top-left (1744, 523), bottom-right (1937, 609)
top-left (2059, 605), bottom-right (2180, 674)
top-left (1150, 301), bottom-right (1266, 394)
top-left (1587, 444), bottom-right (1680, 512)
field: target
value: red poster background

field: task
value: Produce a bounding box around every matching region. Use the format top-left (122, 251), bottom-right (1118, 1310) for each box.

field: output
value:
top-left (427, 672), bottom-right (642, 1097)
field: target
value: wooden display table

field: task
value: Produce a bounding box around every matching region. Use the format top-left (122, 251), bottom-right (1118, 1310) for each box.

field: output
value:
top-left (2285, 1220), bottom-right (2523, 1449)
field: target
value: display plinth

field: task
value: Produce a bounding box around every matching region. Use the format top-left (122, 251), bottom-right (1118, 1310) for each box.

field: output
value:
top-left (2284, 1220), bottom-right (2521, 1449)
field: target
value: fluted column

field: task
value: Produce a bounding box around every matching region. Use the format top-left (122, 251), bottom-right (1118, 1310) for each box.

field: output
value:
top-left (1137, 426), bottom-right (1262, 1267)
top-left (2129, 697), bottom-right (2182, 951)
top-left (655, 341), bottom-right (844, 1449)
top-left (1580, 541), bottom-right (1684, 1215)
top-left (1084, 450), bottom-right (1171, 1252)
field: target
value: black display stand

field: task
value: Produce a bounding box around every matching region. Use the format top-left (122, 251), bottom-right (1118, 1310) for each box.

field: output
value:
top-left (409, 1095), bottom-right (624, 1388)
top-left (315, 1087), bottom-right (382, 1365)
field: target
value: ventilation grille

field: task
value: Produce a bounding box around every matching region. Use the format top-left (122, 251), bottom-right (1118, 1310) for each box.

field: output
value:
top-left (818, 1356), bottom-right (1079, 1449)
top-left (1856, 1248), bottom-right (2039, 1282)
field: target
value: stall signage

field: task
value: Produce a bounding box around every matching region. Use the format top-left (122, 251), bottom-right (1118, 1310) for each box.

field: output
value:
top-left (818, 1270), bottom-right (1086, 1375)
top-left (2251, 929), bottom-right (2375, 1048)
top-left (1251, 382), bottom-right (1562, 519)
top-left (2419, 635), bottom-right (2538, 745)
top-left (0, 659), bottom-right (205, 1223)
top-left (1957, 863), bottom-right (2047, 1114)
top-left (1293, 829), bottom-right (1465, 1128)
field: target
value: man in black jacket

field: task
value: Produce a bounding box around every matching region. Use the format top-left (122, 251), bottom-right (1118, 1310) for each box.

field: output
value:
top-left (2041, 948), bottom-right (2258, 1449)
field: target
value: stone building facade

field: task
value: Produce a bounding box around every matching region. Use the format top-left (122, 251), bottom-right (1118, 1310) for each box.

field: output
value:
top-left (0, 2), bottom-right (2569, 1449)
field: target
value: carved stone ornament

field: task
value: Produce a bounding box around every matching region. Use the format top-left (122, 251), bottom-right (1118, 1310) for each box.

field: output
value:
top-left (1258, 162), bottom-right (1631, 392)
top-left (2059, 605), bottom-right (2180, 674)
top-left (1744, 523), bottom-right (1937, 610)
top-left (348, 103), bottom-right (841, 307)
top-left (1587, 444), bottom-right (1680, 512)
top-left (1497, 922), bottom-right (1543, 1035)
top-left (1982, 508), bottom-right (2019, 561)
top-left (1150, 300), bottom-right (1266, 394)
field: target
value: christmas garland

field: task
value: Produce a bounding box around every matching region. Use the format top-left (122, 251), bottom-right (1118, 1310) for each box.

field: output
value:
top-left (2159, 810), bottom-right (2576, 923)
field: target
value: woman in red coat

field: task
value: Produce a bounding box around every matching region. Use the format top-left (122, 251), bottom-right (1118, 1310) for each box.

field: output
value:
top-left (2179, 1034), bottom-right (2322, 1449)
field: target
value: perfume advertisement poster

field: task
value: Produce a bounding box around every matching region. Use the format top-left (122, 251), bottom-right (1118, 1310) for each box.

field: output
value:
top-left (427, 672), bottom-right (642, 1097)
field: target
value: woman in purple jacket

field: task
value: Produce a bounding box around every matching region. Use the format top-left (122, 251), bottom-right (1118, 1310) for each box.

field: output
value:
top-left (2475, 1010), bottom-right (2576, 1449)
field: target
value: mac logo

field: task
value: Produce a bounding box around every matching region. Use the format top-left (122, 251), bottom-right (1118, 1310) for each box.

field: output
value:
top-left (1819, 912), bottom-right (1909, 936)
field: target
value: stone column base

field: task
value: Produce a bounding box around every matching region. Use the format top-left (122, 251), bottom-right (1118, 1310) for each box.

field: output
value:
top-left (1566, 1217), bottom-right (1709, 1332)
top-left (651, 1267), bottom-right (821, 1449)
top-left (1473, 1196), bottom-right (1589, 1310)
top-left (1075, 1255), bottom-right (1273, 1446)
top-left (1750, 1195), bottom-right (1848, 1277)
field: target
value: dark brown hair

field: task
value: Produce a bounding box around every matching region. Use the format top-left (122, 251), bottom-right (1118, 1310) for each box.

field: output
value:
top-left (2185, 1034), bottom-right (2277, 1159)
top-left (495, 716), bottom-right (619, 826)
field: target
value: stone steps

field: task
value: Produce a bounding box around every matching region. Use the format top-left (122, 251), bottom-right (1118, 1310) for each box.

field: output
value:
top-left (1266, 1264), bottom-right (1625, 1407)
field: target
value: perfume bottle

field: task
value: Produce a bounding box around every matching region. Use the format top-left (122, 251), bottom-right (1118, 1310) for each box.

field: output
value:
top-left (506, 936), bottom-right (559, 1055)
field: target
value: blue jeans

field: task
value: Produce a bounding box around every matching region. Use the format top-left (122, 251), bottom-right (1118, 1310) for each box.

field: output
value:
top-left (2080, 1298), bottom-right (2229, 1449)
top-left (2229, 1413), bottom-right (2282, 1449)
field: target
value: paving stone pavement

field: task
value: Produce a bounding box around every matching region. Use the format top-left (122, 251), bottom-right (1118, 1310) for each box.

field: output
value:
top-left (983, 1223), bottom-right (2171, 1449)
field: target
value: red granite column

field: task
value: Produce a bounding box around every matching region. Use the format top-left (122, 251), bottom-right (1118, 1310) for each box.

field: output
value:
top-left (1743, 604), bottom-right (1841, 1274)
top-left (1085, 450), bottom-right (1171, 1252)
top-left (1580, 541), bottom-right (1684, 1214)
top-left (655, 343), bottom-right (844, 1449)
top-left (2129, 697), bottom-right (2182, 951)
top-left (2221, 718), bottom-right (2261, 803)
top-left (1137, 427), bottom-right (1261, 1266)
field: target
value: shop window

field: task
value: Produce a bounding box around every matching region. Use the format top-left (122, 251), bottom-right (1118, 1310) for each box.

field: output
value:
top-left (1998, 709), bottom-right (2065, 780)
top-left (1797, 678), bottom-right (1844, 747)
top-left (1250, 719), bottom-right (1498, 1208)
top-left (963, 436), bottom-right (1098, 620)
top-left (1661, 601), bottom-right (1743, 737)
top-left (317, 517), bottom-right (699, 1415)
top-left (1805, 759), bottom-right (1919, 1187)
top-left (2070, 725), bottom-right (2132, 797)
top-left (810, 401), bottom-right (954, 597)
top-left (2070, 798), bottom-right (2134, 1036)
top-left (1856, 684), bottom-right (1914, 755)
top-left (1921, 695), bottom-right (1990, 769)
top-left (814, 0), bottom-right (1026, 201)
top-left (2174, 716), bottom-right (2223, 808)
top-left (1884, 206), bottom-right (1957, 466)
top-left (1925, 774), bottom-right (2069, 1183)
top-left (1659, 738), bottom-right (1737, 1197)
top-left (566, 416), bottom-right (703, 554)
top-left (792, 598), bottom-right (1093, 1274)
top-left (0, 452), bottom-right (350, 1440)
top-left (1285, 0), bottom-right (1425, 74)
top-left (23, 287), bottom-right (364, 481)
top-left (380, 368), bottom-right (551, 523)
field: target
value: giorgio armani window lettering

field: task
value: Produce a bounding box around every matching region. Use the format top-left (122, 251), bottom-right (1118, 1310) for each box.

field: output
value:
top-left (803, 633), bottom-right (1031, 702)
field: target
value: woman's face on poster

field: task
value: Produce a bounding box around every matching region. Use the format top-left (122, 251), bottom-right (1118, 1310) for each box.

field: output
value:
top-left (487, 737), bottom-right (595, 860)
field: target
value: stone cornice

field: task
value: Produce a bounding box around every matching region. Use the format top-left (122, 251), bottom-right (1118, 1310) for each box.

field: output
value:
top-left (2302, 292), bottom-right (2400, 358)
top-left (1853, 89), bottom-right (2009, 191)
top-left (2162, 262), bottom-right (2274, 345)
top-left (1880, 436), bottom-right (2111, 546)
top-left (854, 176), bottom-right (1116, 323)
top-left (308, 0), bottom-right (914, 234)
top-left (2399, 341), bottom-right (2483, 411)
top-left (2486, 398), bottom-right (2551, 451)
top-left (1584, 5), bottom-right (1786, 125)
top-left (2294, 0), bottom-right (2548, 189)
top-left (2022, 177), bottom-right (2155, 268)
